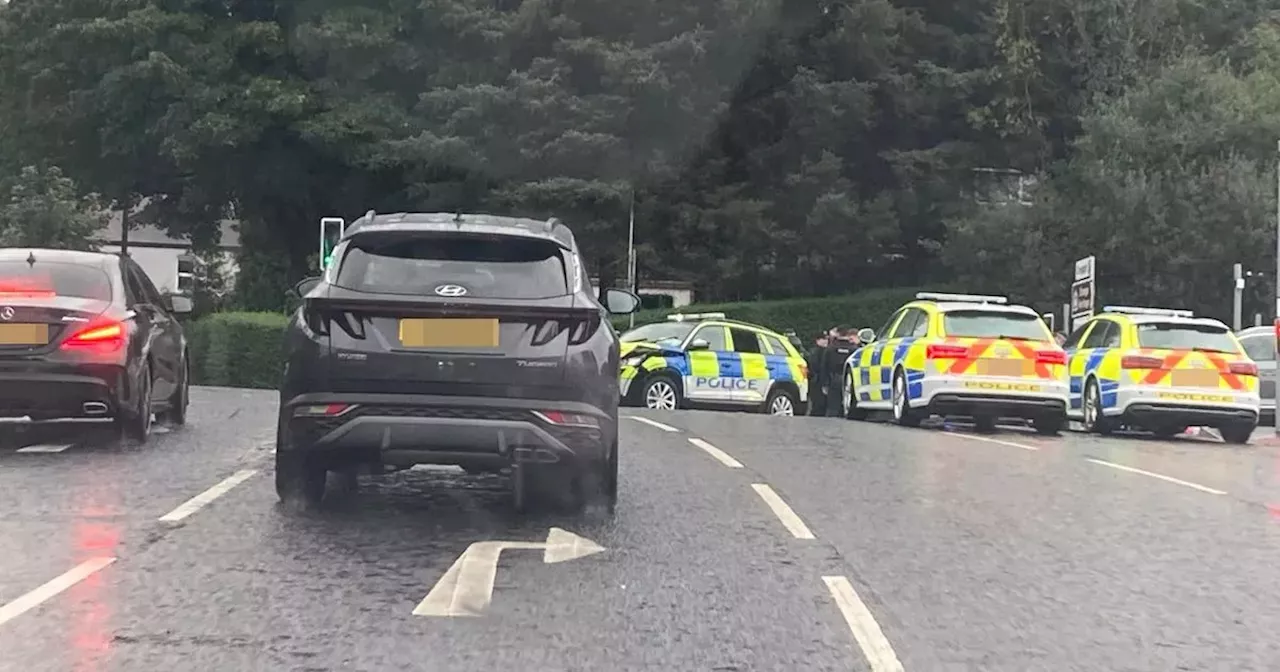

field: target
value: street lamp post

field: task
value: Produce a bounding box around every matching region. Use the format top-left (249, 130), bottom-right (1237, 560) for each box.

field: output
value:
top-left (626, 187), bottom-right (637, 329)
top-left (1274, 141), bottom-right (1279, 435)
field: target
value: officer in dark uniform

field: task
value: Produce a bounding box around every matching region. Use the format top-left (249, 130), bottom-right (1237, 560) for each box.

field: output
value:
top-left (820, 326), bottom-right (858, 416)
top-left (806, 330), bottom-right (831, 416)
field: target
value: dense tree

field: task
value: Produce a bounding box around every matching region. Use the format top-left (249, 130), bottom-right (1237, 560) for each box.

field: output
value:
top-left (0, 0), bottom-right (1274, 313)
top-left (0, 165), bottom-right (107, 249)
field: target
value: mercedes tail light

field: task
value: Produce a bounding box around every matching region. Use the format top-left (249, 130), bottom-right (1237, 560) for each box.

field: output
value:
top-left (61, 321), bottom-right (125, 351)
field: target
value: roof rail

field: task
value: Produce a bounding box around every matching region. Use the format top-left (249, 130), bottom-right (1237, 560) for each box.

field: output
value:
top-left (545, 216), bottom-right (561, 232)
top-left (1102, 305), bottom-right (1194, 318)
top-left (915, 292), bottom-right (1008, 305)
top-left (666, 312), bottom-right (727, 322)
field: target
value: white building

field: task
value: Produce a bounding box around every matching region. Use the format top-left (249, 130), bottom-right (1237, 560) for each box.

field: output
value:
top-left (93, 214), bottom-right (241, 294)
top-left (588, 277), bottom-right (695, 309)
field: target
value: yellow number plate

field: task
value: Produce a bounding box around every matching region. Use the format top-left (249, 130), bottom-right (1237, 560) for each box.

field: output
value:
top-left (0, 323), bottom-right (48, 345)
top-left (398, 318), bottom-right (498, 348)
top-left (963, 381), bottom-right (1042, 392)
top-left (1157, 392), bottom-right (1233, 403)
top-left (977, 359), bottom-right (1029, 377)
top-left (1171, 370), bottom-right (1219, 388)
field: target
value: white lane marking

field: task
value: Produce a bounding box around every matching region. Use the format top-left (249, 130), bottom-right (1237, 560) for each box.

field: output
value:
top-left (16, 444), bottom-right (72, 453)
top-left (627, 416), bottom-right (680, 433)
top-left (751, 484), bottom-right (815, 539)
top-left (1084, 458), bottom-right (1226, 495)
top-left (823, 576), bottom-right (905, 672)
top-left (158, 469), bottom-right (259, 522)
top-left (0, 557), bottom-right (117, 627)
top-left (688, 437), bottom-right (743, 468)
top-left (946, 432), bottom-right (1039, 451)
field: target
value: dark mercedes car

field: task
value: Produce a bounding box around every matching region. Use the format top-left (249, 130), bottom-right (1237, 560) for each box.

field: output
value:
top-left (276, 211), bottom-right (641, 512)
top-left (0, 249), bottom-right (192, 442)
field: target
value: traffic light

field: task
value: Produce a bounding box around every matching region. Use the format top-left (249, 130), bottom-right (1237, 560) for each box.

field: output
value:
top-left (319, 217), bottom-right (345, 271)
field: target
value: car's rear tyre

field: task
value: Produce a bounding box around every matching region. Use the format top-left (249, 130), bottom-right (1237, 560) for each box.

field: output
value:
top-left (1082, 378), bottom-right (1114, 435)
top-left (1032, 414), bottom-right (1064, 435)
top-left (641, 375), bottom-right (681, 411)
top-left (764, 387), bottom-right (797, 416)
top-left (842, 369), bottom-right (868, 421)
top-left (158, 355), bottom-right (189, 426)
top-left (118, 362), bottom-right (153, 444)
top-left (1220, 422), bottom-right (1255, 445)
top-left (890, 369), bottom-right (921, 427)
top-left (275, 450), bottom-right (326, 510)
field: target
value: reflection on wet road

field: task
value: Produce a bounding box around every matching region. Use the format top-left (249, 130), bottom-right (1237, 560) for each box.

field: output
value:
top-left (3, 387), bottom-right (1280, 670)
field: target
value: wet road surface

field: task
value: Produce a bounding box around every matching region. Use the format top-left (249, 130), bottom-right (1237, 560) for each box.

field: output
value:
top-left (3, 388), bottom-right (1280, 671)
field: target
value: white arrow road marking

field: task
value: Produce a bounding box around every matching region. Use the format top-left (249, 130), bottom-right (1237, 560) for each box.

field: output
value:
top-left (0, 557), bottom-right (116, 628)
top-left (413, 527), bottom-right (606, 617)
top-left (16, 444), bottom-right (72, 453)
top-left (823, 576), bottom-right (905, 672)
top-left (627, 416), bottom-right (679, 432)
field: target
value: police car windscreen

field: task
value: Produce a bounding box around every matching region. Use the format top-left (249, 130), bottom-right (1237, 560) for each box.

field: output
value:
top-left (333, 233), bottom-right (569, 299)
top-left (0, 261), bottom-right (111, 301)
top-left (1136, 322), bottom-right (1239, 353)
top-left (620, 322), bottom-right (694, 344)
top-left (942, 310), bottom-right (1050, 340)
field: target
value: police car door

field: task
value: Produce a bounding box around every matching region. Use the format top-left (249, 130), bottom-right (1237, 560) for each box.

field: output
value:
top-left (684, 324), bottom-right (732, 403)
top-left (728, 327), bottom-right (770, 405)
top-left (1066, 319), bottom-right (1112, 415)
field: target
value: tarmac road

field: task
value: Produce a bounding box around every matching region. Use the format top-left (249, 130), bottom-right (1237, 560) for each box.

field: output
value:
top-left (2, 387), bottom-right (1280, 671)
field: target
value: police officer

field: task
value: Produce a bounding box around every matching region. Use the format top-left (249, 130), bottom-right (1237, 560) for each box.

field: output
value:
top-left (806, 330), bottom-right (831, 416)
top-left (820, 326), bottom-right (858, 416)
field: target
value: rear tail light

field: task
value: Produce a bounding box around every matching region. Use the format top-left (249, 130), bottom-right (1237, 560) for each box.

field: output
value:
top-left (1121, 355), bottom-right (1163, 369)
top-left (567, 314), bottom-right (601, 346)
top-left (926, 344), bottom-right (967, 359)
top-left (61, 321), bottom-right (125, 351)
top-left (293, 403), bottom-right (355, 417)
top-left (1035, 350), bottom-right (1066, 365)
top-left (533, 410), bottom-right (600, 428)
top-left (1230, 361), bottom-right (1259, 376)
top-left (530, 320), bottom-right (561, 347)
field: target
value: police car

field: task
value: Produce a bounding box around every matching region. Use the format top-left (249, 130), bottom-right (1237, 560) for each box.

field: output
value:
top-left (840, 293), bottom-right (1069, 433)
top-left (618, 313), bottom-right (809, 415)
top-left (1064, 306), bottom-right (1260, 443)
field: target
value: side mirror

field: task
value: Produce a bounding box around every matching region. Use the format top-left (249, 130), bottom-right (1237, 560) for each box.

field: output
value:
top-left (857, 328), bottom-right (875, 343)
top-left (603, 288), bottom-right (641, 315)
top-left (292, 277), bottom-right (321, 298)
top-left (168, 295), bottom-right (193, 314)
top-left (688, 338), bottom-right (711, 351)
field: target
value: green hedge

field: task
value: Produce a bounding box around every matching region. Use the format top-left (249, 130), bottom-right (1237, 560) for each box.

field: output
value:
top-left (189, 311), bottom-right (290, 389)
top-left (186, 287), bottom-right (946, 389)
top-left (610, 286), bottom-right (950, 340)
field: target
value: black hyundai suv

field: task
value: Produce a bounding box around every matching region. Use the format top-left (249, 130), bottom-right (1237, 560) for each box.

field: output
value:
top-left (276, 211), bottom-right (640, 512)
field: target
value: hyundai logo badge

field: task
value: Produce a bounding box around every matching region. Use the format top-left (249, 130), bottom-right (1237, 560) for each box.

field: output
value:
top-left (434, 284), bottom-right (467, 297)
top-left (0, 307), bottom-right (14, 321)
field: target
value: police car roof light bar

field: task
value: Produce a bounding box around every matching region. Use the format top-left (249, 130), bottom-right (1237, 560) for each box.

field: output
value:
top-left (1102, 305), bottom-right (1194, 318)
top-left (915, 292), bottom-right (1009, 304)
top-left (666, 312), bottom-right (727, 322)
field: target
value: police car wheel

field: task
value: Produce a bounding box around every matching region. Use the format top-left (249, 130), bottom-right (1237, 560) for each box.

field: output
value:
top-left (1219, 422), bottom-right (1253, 445)
top-left (1082, 378), bottom-right (1113, 435)
top-left (765, 388), bottom-right (796, 416)
top-left (843, 369), bottom-right (867, 420)
top-left (891, 370), bottom-right (921, 427)
top-left (642, 376), bottom-right (680, 411)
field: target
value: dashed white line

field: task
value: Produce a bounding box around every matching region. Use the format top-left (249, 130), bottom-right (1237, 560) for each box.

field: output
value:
top-left (1084, 458), bottom-right (1226, 495)
top-left (158, 469), bottom-right (259, 523)
top-left (627, 416), bottom-right (680, 433)
top-left (0, 557), bottom-right (117, 627)
top-left (687, 437), bottom-right (744, 468)
top-left (823, 576), bottom-right (905, 672)
top-left (946, 432), bottom-right (1039, 451)
top-left (15, 444), bottom-right (71, 453)
top-left (751, 484), bottom-right (815, 539)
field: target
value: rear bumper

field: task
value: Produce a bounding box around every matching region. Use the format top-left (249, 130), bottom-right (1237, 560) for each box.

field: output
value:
top-left (917, 375), bottom-right (1069, 419)
top-left (1108, 386), bottom-right (1259, 426)
top-left (0, 367), bottom-right (124, 423)
top-left (280, 393), bottom-right (614, 468)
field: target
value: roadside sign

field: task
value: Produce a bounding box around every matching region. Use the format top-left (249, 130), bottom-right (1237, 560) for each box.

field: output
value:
top-left (1070, 255), bottom-right (1096, 329)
